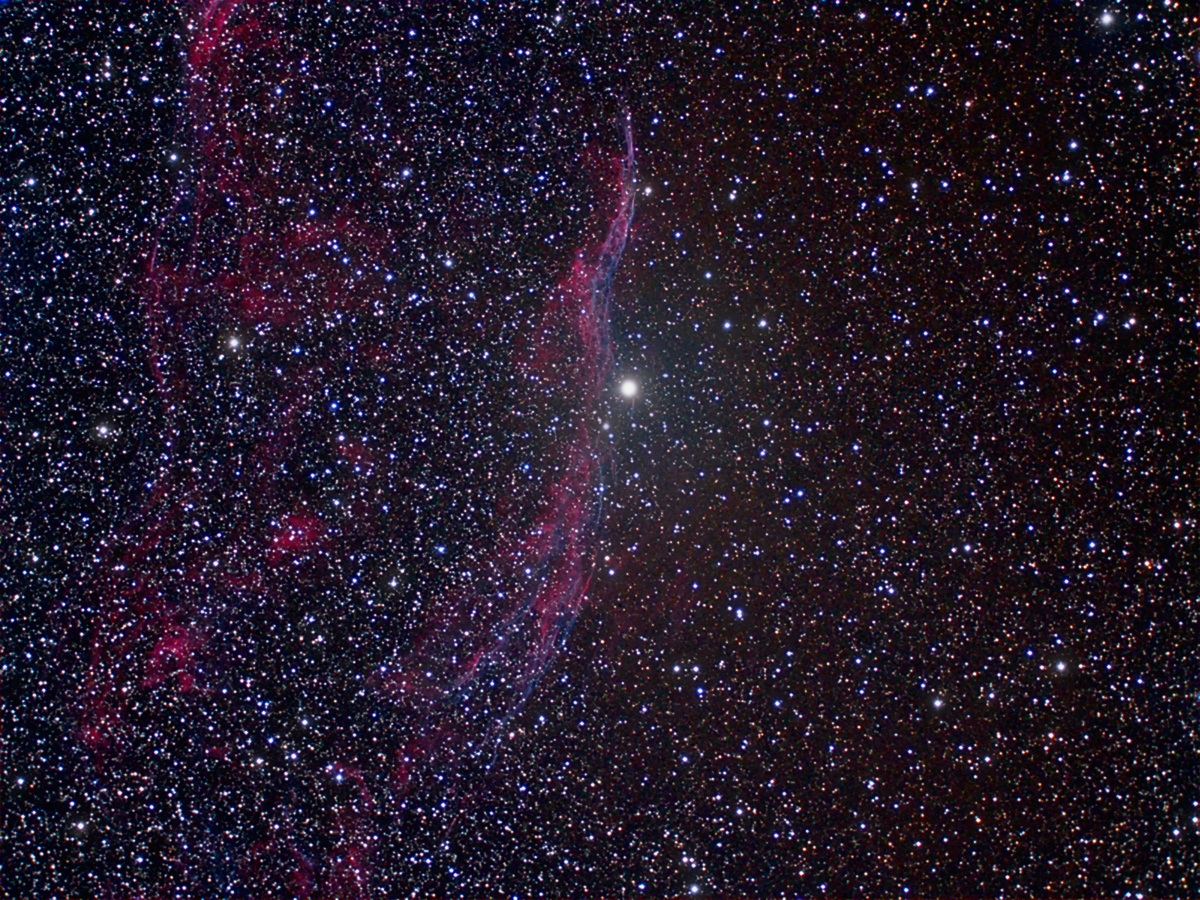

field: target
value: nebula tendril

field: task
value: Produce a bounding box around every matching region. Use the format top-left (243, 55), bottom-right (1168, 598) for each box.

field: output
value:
top-left (74, 2), bottom-right (634, 894)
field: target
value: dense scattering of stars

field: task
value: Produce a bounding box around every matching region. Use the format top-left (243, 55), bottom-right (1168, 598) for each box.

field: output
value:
top-left (2, 1), bottom-right (1196, 897)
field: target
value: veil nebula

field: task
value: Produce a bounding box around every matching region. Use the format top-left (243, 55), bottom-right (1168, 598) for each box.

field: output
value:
top-left (74, 2), bottom-right (634, 895)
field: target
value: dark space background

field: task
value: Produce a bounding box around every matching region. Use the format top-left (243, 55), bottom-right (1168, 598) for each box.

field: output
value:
top-left (1, 1), bottom-right (1196, 897)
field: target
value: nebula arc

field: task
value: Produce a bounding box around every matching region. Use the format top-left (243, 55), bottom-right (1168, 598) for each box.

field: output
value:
top-left (74, 3), bottom-right (636, 894)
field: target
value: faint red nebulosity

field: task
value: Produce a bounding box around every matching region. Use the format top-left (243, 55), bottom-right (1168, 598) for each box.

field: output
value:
top-left (141, 620), bottom-right (205, 691)
top-left (76, 0), bottom-right (635, 894)
top-left (265, 509), bottom-right (325, 566)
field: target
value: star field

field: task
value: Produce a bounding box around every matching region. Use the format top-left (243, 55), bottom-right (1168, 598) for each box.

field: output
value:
top-left (1, 1), bottom-right (1196, 897)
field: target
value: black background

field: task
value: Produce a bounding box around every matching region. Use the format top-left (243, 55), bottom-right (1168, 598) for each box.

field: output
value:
top-left (2, 1), bottom-right (1196, 896)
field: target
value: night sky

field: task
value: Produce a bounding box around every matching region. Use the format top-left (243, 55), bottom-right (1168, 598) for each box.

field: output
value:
top-left (2, 1), bottom-right (1196, 897)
